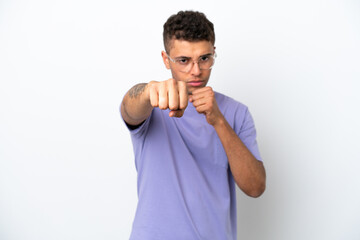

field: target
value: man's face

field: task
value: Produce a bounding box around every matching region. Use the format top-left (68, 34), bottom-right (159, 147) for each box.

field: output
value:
top-left (162, 39), bottom-right (215, 94)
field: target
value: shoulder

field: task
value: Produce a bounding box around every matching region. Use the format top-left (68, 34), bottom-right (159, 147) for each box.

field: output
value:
top-left (214, 91), bottom-right (253, 130)
top-left (214, 91), bottom-right (248, 113)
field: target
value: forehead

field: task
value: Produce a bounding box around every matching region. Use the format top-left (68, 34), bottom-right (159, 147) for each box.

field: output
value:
top-left (168, 39), bottom-right (214, 57)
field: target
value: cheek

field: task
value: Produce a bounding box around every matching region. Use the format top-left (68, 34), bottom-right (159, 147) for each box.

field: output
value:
top-left (205, 71), bottom-right (212, 81)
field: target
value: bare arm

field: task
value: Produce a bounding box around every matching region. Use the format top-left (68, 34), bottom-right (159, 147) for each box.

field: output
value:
top-left (213, 117), bottom-right (266, 197)
top-left (121, 83), bottom-right (153, 126)
top-left (189, 87), bottom-right (266, 197)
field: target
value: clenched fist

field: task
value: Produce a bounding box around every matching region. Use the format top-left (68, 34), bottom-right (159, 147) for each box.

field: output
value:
top-left (147, 78), bottom-right (189, 117)
top-left (189, 86), bottom-right (224, 126)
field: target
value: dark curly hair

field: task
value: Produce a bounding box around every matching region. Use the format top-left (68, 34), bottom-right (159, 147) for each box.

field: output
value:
top-left (163, 11), bottom-right (215, 53)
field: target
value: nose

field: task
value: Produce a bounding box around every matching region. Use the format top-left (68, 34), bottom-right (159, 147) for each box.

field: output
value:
top-left (190, 61), bottom-right (201, 75)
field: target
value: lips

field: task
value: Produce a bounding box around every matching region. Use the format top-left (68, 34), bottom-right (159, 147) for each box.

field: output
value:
top-left (187, 80), bottom-right (204, 87)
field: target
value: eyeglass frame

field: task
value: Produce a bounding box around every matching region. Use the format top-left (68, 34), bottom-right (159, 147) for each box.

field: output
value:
top-left (166, 52), bottom-right (217, 73)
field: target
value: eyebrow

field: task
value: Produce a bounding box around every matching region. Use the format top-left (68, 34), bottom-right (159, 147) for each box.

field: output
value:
top-left (174, 53), bottom-right (213, 59)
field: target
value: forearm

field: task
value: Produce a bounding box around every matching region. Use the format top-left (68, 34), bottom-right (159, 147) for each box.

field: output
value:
top-left (213, 117), bottom-right (266, 197)
top-left (121, 83), bottom-right (153, 126)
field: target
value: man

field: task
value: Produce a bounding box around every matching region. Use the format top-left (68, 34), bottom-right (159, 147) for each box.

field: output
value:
top-left (120, 10), bottom-right (266, 240)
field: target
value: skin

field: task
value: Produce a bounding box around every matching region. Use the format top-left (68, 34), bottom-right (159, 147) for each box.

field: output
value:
top-left (121, 39), bottom-right (266, 197)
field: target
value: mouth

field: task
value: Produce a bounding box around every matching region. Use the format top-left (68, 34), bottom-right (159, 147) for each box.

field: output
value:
top-left (187, 80), bottom-right (204, 87)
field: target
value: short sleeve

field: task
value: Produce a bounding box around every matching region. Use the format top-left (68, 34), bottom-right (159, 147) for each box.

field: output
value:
top-left (237, 108), bottom-right (262, 162)
top-left (121, 109), bottom-right (153, 138)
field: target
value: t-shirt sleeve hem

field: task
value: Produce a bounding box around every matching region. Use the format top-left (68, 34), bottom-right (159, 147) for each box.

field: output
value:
top-left (122, 111), bottom-right (153, 137)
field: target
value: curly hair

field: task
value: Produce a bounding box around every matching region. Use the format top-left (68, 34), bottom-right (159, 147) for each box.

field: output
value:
top-left (163, 11), bottom-right (215, 53)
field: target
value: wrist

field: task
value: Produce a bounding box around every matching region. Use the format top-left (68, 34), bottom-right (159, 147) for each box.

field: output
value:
top-left (212, 114), bottom-right (226, 129)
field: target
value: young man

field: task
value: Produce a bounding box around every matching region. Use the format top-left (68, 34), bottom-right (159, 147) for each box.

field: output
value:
top-left (120, 10), bottom-right (266, 240)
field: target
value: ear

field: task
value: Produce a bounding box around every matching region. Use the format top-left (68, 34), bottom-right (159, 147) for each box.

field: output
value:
top-left (161, 51), bottom-right (171, 69)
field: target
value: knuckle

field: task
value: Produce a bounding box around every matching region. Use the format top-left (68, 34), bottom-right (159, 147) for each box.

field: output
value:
top-left (167, 78), bottom-right (177, 85)
top-left (148, 80), bottom-right (158, 89)
top-left (180, 100), bottom-right (188, 109)
top-left (169, 105), bottom-right (178, 110)
top-left (150, 99), bottom-right (157, 107)
top-left (180, 105), bottom-right (186, 110)
top-left (159, 104), bottom-right (167, 110)
top-left (207, 88), bottom-right (214, 96)
top-left (169, 100), bottom-right (179, 110)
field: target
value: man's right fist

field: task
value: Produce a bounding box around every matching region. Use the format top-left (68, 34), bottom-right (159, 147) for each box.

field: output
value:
top-left (147, 78), bottom-right (188, 117)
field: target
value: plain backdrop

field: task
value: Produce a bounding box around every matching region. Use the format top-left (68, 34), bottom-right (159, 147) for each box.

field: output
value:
top-left (1, 0), bottom-right (359, 239)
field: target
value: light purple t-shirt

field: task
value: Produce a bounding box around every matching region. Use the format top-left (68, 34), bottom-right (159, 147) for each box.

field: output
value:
top-left (123, 92), bottom-right (262, 240)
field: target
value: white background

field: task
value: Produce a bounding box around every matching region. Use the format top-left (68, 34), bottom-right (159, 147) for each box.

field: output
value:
top-left (1, 0), bottom-right (359, 239)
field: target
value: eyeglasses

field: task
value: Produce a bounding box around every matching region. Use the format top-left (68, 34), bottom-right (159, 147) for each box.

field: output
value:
top-left (166, 52), bottom-right (217, 73)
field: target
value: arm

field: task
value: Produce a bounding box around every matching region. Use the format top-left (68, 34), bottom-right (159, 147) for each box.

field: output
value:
top-left (121, 83), bottom-right (153, 126)
top-left (213, 117), bottom-right (266, 197)
top-left (121, 79), bottom-right (188, 126)
top-left (189, 87), bottom-right (266, 197)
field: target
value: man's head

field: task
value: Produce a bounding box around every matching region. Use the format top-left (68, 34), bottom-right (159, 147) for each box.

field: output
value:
top-left (162, 11), bottom-right (216, 93)
top-left (163, 11), bottom-right (215, 54)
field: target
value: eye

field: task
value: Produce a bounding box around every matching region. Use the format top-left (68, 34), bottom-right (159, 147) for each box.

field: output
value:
top-left (176, 58), bottom-right (189, 65)
top-left (199, 56), bottom-right (210, 62)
